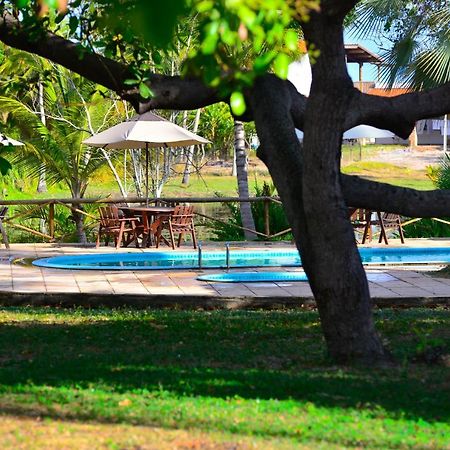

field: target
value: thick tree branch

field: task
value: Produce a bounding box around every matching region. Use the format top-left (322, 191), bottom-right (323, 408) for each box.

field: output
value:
top-left (320, 0), bottom-right (359, 19)
top-left (346, 85), bottom-right (450, 139)
top-left (0, 13), bottom-right (219, 112)
top-left (286, 81), bottom-right (307, 129)
top-left (342, 174), bottom-right (450, 217)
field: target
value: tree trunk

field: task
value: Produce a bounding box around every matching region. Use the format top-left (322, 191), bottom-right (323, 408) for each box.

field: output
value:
top-left (130, 149), bottom-right (144, 198)
top-left (36, 80), bottom-right (47, 193)
top-left (234, 120), bottom-right (257, 240)
top-left (231, 146), bottom-right (237, 176)
top-left (72, 204), bottom-right (87, 244)
top-left (251, 73), bottom-right (389, 364)
top-left (71, 185), bottom-right (87, 244)
top-left (100, 148), bottom-right (127, 198)
top-left (182, 109), bottom-right (201, 184)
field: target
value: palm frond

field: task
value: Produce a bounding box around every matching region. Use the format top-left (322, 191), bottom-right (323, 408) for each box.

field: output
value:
top-left (348, 0), bottom-right (406, 39)
top-left (0, 96), bottom-right (49, 140)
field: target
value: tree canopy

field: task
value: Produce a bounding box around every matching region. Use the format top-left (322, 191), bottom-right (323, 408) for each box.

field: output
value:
top-left (1, 0), bottom-right (450, 364)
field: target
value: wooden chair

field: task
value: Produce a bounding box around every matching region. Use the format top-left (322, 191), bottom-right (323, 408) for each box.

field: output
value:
top-left (375, 212), bottom-right (405, 244)
top-left (155, 205), bottom-right (197, 249)
top-left (96, 206), bottom-right (141, 249)
top-left (349, 208), bottom-right (372, 244)
top-left (0, 206), bottom-right (9, 249)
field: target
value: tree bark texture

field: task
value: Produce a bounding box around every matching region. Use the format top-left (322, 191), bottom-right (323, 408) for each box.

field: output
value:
top-left (302, 16), bottom-right (386, 362)
top-left (72, 204), bottom-right (87, 244)
top-left (250, 74), bottom-right (386, 363)
top-left (234, 120), bottom-right (257, 240)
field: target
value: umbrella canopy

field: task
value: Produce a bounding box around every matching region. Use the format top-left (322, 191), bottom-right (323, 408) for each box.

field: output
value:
top-left (83, 112), bottom-right (210, 201)
top-left (83, 111), bottom-right (210, 149)
top-left (0, 133), bottom-right (24, 146)
top-left (342, 125), bottom-right (395, 139)
top-left (296, 125), bottom-right (395, 140)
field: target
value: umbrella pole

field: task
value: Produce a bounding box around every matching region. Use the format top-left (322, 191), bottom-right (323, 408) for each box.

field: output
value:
top-left (145, 142), bottom-right (149, 206)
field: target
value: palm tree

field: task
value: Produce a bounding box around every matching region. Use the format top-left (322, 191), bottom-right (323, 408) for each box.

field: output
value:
top-left (350, 1), bottom-right (450, 89)
top-left (0, 45), bottom-right (50, 193)
top-left (0, 45), bottom-right (129, 198)
top-left (0, 70), bottom-right (116, 243)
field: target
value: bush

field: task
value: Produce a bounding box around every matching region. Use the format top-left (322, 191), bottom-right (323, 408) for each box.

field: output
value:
top-left (209, 181), bottom-right (292, 241)
top-left (8, 203), bottom-right (99, 243)
top-left (404, 155), bottom-right (450, 237)
top-left (403, 154), bottom-right (450, 238)
top-left (403, 218), bottom-right (450, 238)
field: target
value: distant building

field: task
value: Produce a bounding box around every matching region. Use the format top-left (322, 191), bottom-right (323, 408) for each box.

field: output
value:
top-left (288, 43), bottom-right (449, 147)
top-left (346, 44), bottom-right (448, 147)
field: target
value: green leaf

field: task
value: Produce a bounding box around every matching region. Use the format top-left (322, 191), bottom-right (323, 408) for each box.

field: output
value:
top-left (152, 50), bottom-right (162, 65)
top-left (69, 16), bottom-right (79, 34)
top-left (201, 35), bottom-right (219, 55)
top-left (123, 79), bottom-right (139, 86)
top-left (45, 0), bottom-right (58, 9)
top-left (284, 30), bottom-right (298, 52)
top-left (273, 53), bottom-right (290, 79)
top-left (253, 51), bottom-right (276, 73)
top-left (221, 28), bottom-right (236, 46)
top-left (15, 0), bottom-right (29, 7)
top-left (238, 6), bottom-right (257, 25)
top-left (0, 157), bottom-right (12, 176)
top-left (205, 20), bottom-right (219, 36)
top-left (230, 91), bottom-right (246, 116)
top-left (138, 82), bottom-right (154, 99)
top-left (196, 0), bottom-right (214, 13)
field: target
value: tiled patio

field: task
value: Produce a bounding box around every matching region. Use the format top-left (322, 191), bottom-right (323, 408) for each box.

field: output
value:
top-left (0, 240), bottom-right (449, 306)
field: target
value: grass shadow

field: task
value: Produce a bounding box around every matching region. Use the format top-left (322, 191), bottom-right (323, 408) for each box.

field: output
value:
top-left (0, 308), bottom-right (448, 431)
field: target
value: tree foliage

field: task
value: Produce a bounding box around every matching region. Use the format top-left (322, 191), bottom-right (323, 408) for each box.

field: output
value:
top-left (3, 0), bottom-right (318, 113)
top-left (350, 0), bottom-right (450, 89)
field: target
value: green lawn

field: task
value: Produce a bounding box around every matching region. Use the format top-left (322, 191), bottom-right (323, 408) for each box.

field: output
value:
top-left (342, 161), bottom-right (435, 190)
top-left (0, 307), bottom-right (448, 449)
top-left (0, 145), bottom-right (436, 200)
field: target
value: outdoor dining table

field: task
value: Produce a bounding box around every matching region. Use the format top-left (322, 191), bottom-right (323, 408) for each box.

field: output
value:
top-left (119, 206), bottom-right (176, 247)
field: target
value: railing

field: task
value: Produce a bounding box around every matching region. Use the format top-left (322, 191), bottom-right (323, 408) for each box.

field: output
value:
top-left (0, 196), bottom-right (449, 244)
top-left (0, 196), bottom-right (291, 243)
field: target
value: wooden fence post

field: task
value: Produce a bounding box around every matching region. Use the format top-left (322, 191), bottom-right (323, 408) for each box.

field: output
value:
top-left (264, 199), bottom-right (270, 238)
top-left (49, 202), bottom-right (55, 239)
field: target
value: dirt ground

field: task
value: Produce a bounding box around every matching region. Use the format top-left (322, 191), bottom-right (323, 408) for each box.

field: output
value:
top-left (366, 146), bottom-right (445, 170)
top-left (204, 145), bottom-right (446, 175)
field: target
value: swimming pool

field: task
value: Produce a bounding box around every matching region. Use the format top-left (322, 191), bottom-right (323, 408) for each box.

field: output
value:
top-left (196, 271), bottom-right (396, 283)
top-left (32, 247), bottom-right (450, 270)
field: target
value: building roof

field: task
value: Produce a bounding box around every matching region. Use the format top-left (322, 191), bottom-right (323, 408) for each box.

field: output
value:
top-left (345, 44), bottom-right (382, 64)
top-left (367, 87), bottom-right (410, 97)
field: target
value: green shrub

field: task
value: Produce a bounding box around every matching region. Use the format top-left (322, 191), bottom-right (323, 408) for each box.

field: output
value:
top-left (403, 218), bottom-right (450, 238)
top-left (8, 203), bottom-right (99, 243)
top-left (209, 181), bottom-right (292, 241)
top-left (208, 199), bottom-right (245, 241)
top-left (435, 153), bottom-right (450, 190)
top-left (404, 155), bottom-right (450, 237)
top-left (251, 181), bottom-right (291, 239)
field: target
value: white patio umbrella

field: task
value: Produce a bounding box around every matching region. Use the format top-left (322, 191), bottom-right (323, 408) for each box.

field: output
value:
top-left (342, 125), bottom-right (395, 139)
top-left (83, 112), bottom-right (210, 200)
top-left (0, 133), bottom-right (24, 146)
top-left (296, 125), bottom-right (397, 162)
top-left (295, 125), bottom-right (395, 140)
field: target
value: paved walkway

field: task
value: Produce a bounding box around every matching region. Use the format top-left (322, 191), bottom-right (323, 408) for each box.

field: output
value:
top-left (0, 241), bottom-right (449, 303)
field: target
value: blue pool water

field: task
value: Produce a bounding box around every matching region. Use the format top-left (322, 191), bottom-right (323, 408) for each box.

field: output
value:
top-left (32, 247), bottom-right (450, 270)
top-left (196, 272), bottom-right (395, 283)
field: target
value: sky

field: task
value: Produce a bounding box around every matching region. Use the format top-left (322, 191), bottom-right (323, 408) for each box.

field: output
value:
top-left (287, 34), bottom-right (389, 95)
top-left (344, 32), bottom-right (391, 83)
